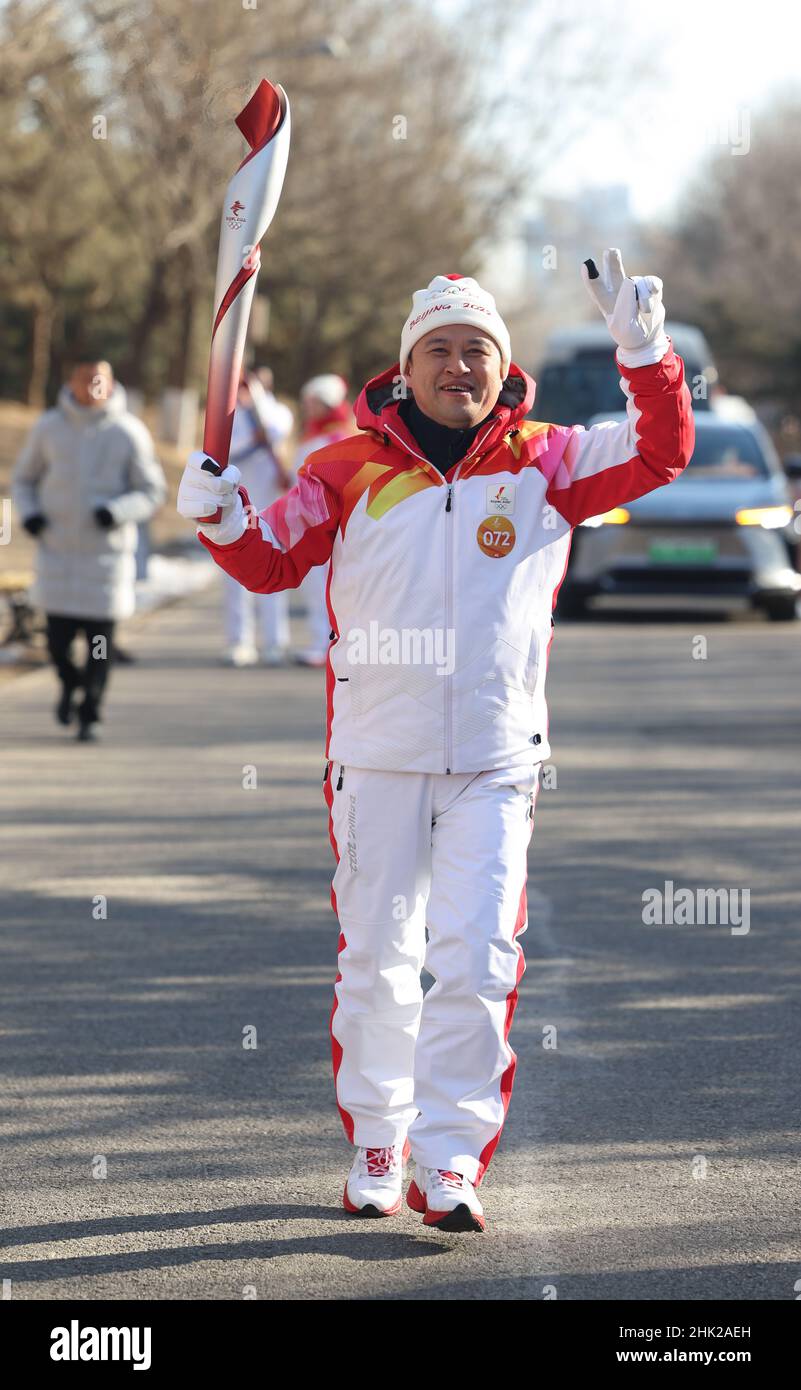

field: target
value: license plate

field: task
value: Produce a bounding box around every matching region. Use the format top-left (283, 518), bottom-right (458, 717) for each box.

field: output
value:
top-left (648, 540), bottom-right (718, 565)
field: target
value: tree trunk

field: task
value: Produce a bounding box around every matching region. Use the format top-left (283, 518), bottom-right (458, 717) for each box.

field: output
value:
top-left (119, 257), bottom-right (170, 390)
top-left (166, 250), bottom-right (198, 390)
top-left (27, 293), bottom-right (55, 409)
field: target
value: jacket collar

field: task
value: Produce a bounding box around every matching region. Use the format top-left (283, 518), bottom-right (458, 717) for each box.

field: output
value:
top-left (398, 395), bottom-right (488, 472)
top-left (354, 361), bottom-right (537, 466)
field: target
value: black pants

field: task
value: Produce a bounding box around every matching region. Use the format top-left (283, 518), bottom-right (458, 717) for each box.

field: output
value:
top-left (46, 614), bottom-right (116, 724)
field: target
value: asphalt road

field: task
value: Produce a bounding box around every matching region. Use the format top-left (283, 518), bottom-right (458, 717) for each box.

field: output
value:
top-left (1, 583), bottom-right (800, 1301)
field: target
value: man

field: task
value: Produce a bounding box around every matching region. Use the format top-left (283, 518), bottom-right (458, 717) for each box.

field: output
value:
top-left (292, 374), bottom-right (353, 667)
top-left (220, 367), bottom-right (294, 666)
top-left (12, 357), bottom-right (166, 740)
top-left (177, 251), bottom-right (695, 1232)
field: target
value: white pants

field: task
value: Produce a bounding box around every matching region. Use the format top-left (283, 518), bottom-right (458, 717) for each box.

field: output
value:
top-left (324, 759), bottom-right (541, 1186)
top-left (222, 573), bottom-right (289, 652)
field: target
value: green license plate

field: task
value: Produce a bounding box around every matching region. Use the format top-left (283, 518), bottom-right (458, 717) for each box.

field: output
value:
top-left (648, 540), bottom-right (718, 565)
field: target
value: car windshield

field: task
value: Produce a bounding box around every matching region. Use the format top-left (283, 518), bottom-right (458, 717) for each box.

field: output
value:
top-left (686, 427), bottom-right (769, 479)
top-left (535, 350), bottom-right (706, 427)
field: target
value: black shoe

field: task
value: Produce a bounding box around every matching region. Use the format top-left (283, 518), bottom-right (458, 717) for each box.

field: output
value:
top-left (56, 686), bottom-right (76, 726)
top-left (113, 645), bottom-right (136, 664)
top-left (76, 702), bottom-right (102, 726)
top-left (76, 721), bottom-right (100, 742)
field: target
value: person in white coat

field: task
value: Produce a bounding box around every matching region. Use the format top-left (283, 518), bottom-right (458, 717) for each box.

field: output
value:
top-left (293, 375), bottom-right (353, 666)
top-left (221, 369), bottom-right (294, 666)
top-left (12, 357), bottom-right (166, 740)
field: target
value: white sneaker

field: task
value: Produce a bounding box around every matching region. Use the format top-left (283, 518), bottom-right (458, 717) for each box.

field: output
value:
top-left (342, 1138), bottom-right (411, 1218)
top-left (406, 1163), bottom-right (485, 1232)
top-left (222, 643), bottom-right (258, 668)
top-left (293, 648), bottom-right (327, 668)
top-left (259, 646), bottom-right (288, 667)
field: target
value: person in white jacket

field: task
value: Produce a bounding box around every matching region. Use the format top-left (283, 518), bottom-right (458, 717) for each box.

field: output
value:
top-left (177, 253), bottom-right (695, 1232)
top-left (12, 357), bottom-right (166, 740)
top-left (292, 375), bottom-right (353, 666)
top-left (221, 369), bottom-right (294, 665)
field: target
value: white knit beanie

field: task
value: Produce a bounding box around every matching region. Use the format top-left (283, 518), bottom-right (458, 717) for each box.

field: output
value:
top-left (400, 274), bottom-right (511, 378)
top-left (300, 373), bottom-right (348, 409)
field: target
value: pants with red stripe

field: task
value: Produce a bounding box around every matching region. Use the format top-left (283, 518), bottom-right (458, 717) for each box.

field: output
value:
top-left (324, 760), bottom-right (540, 1187)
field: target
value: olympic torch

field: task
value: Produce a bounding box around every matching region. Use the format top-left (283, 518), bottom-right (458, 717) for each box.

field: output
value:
top-left (197, 78), bottom-right (291, 522)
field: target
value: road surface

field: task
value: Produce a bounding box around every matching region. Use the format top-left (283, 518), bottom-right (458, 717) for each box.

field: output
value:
top-left (1, 584), bottom-right (799, 1300)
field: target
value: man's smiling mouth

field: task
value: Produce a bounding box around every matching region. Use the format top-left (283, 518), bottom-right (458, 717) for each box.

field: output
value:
top-left (440, 384), bottom-right (474, 394)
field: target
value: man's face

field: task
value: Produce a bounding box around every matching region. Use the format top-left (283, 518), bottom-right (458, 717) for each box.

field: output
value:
top-left (69, 361), bottom-right (113, 408)
top-left (301, 394), bottom-right (326, 425)
top-left (403, 325), bottom-right (504, 428)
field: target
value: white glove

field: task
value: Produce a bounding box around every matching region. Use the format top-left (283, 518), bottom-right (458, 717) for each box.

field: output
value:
top-left (177, 450), bottom-right (248, 544)
top-left (581, 248), bottom-right (669, 368)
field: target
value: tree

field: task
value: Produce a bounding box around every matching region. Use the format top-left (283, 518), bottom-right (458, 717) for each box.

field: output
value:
top-left (645, 91), bottom-right (801, 411)
top-left (0, 0), bottom-right (658, 402)
top-left (0, 0), bottom-right (134, 404)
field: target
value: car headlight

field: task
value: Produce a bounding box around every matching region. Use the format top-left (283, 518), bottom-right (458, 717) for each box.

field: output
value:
top-left (580, 507), bottom-right (630, 528)
top-left (734, 505), bottom-right (794, 529)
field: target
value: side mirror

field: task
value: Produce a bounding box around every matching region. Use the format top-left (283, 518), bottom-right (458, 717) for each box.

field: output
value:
top-left (783, 453), bottom-right (801, 480)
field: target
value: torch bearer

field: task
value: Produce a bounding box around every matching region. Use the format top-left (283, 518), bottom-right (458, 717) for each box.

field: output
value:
top-left (197, 78), bottom-right (291, 522)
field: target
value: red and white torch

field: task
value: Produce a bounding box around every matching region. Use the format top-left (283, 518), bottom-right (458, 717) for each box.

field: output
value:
top-left (198, 77), bottom-right (291, 521)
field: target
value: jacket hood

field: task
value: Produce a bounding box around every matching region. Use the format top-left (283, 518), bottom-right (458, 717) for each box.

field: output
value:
top-left (57, 380), bottom-right (128, 424)
top-left (354, 360), bottom-right (536, 460)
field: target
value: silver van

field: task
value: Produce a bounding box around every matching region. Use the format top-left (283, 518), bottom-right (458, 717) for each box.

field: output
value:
top-left (559, 412), bottom-right (801, 621)
top-left (532, 321), bottom-right (717, 428)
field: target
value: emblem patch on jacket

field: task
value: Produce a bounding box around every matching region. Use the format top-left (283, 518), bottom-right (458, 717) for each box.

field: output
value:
top-left (486, 481), bottom-right (515, 515)
top-left (477, 514), bottom-right (516, 558)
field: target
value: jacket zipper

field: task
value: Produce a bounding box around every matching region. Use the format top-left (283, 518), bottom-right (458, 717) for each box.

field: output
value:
top-left (444, 459), bottom-right (466, 774)
top-left (383, 414), bottom-right (497, 775)
top-left (444, 483), bottom-right (452, 774)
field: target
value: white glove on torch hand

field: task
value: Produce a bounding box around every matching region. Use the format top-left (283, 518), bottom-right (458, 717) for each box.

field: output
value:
top-left (177, 450), bottom-right (249, 544)
top-left (581, 248), bottom-right (669, 368)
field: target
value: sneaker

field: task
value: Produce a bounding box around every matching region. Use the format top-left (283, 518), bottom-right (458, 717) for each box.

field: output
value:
top-left (222, 644), bottom-right (258, 668)
top-left (342, 1137), bottom-right (412, 1218)
top-left (293, 649), bottom-right (327, 668)
top-left (76, 701), bottom-right (102, 726)
top-left (406, 1163), bottom-right (485, 1232)
top-left (259, 646), bottom-right (288, 667)
top-left (76, 720), bottom-right (100, 743)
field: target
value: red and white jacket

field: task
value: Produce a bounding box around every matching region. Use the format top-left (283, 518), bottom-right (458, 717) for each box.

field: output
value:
top-left (199, 344), bottom-right (695, 773)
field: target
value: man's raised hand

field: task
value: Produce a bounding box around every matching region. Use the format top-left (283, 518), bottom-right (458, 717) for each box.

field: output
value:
top-left (177, 450), bottom-right (249, 544)
top-left (581, 248), bottom-right (669, 368)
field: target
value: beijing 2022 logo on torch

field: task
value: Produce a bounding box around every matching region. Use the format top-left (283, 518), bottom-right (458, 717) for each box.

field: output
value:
top-left (226, 199), bottom-right (246, 229)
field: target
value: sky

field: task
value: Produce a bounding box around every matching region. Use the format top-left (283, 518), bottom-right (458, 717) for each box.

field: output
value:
top-left (465, 0), bottom-right (801, 302)
top-left (534, 0), bottom-right (801, 220)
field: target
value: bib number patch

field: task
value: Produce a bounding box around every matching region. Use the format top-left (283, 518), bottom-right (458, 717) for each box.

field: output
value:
top-left (477, 514), bottom-right (516, 558)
